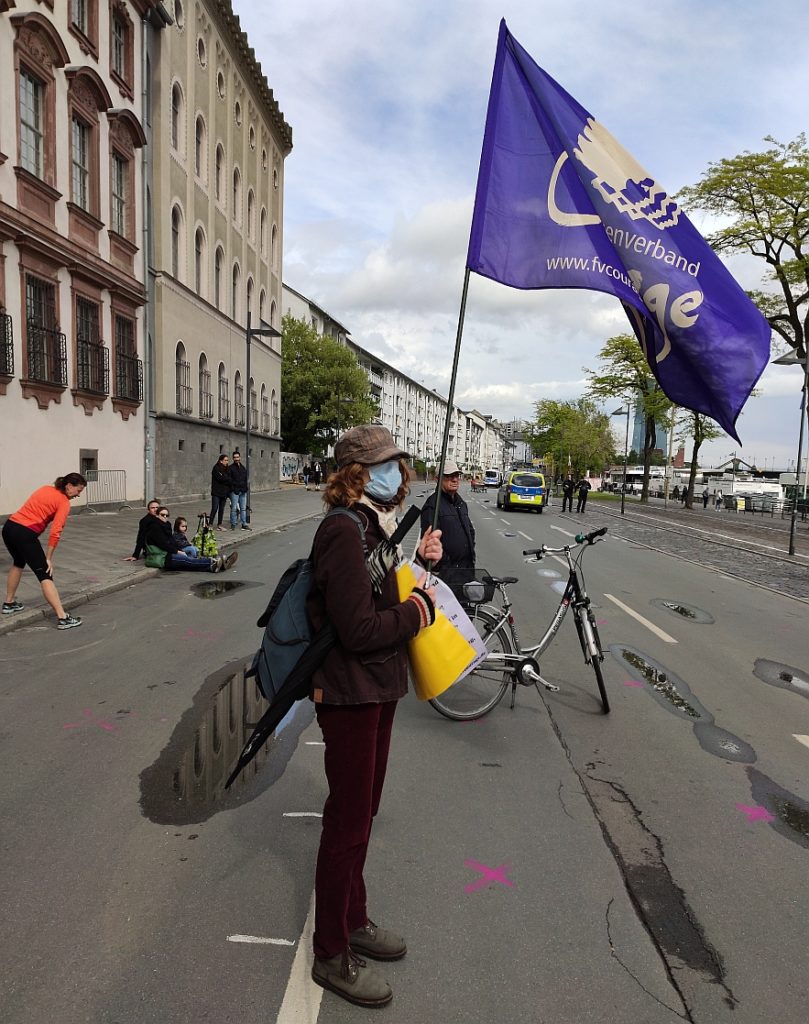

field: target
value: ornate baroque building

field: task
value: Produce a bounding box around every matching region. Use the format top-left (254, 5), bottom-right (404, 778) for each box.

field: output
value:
top-left (147, 0), bottom-right (291, 500)
top-left (0, 0), bottom-right (159, 513)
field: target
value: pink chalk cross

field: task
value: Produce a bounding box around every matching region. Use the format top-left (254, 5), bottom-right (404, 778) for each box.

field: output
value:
top-left (735, 803), bottom-right (775, 823)
top-left (63, 708), bottom-right (117, 733)
top-left (463, 859), bottom-right (514, 893)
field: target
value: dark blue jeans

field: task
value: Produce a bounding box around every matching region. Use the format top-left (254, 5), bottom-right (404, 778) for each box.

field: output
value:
top-left (165, 553), bottom-right (214, 572)
top-left (210, 494), bottom-right (228, 525)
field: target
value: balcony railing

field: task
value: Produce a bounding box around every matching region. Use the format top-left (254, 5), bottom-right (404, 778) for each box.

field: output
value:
top-left (77, 336), bottom-right (109, 394)
top-left (0, 309), bottom-right (13, 377)
top-left (27, 321), bottom-right (67, 386)
top-left (116, 351), bottom-right (143, 402)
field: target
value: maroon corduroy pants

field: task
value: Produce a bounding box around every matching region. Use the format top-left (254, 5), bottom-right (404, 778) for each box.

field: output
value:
top-left (313, 700), bottom-right (398, 959)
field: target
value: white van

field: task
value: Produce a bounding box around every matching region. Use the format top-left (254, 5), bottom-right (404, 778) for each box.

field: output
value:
top-left (484, 469), bottom-right (503, 488)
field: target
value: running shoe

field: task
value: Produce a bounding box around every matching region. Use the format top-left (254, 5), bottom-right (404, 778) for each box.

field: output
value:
top-left (57, 614), bottom-right (82, 630)
top-left (2, 600), bottom-right (25, 615)
top-left (223, 552), bottom-right (239, 570)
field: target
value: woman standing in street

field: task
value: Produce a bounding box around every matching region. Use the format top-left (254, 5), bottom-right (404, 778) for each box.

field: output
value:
top-left (2, 473), bottom-right (86, 629)
top-left (307, 425), bottom-right (442, 1008)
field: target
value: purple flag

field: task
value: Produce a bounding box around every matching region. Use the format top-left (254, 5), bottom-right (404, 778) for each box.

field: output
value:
top-left (467, 20), bottom-right (771, 442)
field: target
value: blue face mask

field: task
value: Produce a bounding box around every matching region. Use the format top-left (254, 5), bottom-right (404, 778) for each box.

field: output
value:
top-left (365, 459), bottom-right (402, 502)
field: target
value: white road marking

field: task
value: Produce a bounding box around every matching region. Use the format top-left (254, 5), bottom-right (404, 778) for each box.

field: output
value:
top-left (518, 531), bottom-right (533, 542)
top-left (500, 518), bottom-right (510, 524)
top-left (794, 735), bottom-right (809, 750)
top-left (283, 811), bottom-right (323, 817)
top-left (550, 525), bottom-right (577, 538)
top-left (276, 891), bottom-right (321, 1024)
top-left (603, 593), bottom-right (679, 643)
top-left (304, 741), bottom-right (324, 746)
top-left (551, 555), bottom-right (568, 569)
top-left (228, 934), bottom-right (295, 946)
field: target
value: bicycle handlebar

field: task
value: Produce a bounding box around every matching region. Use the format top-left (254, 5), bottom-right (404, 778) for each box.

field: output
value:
top-left (522, 526), bottom-right (607, 558)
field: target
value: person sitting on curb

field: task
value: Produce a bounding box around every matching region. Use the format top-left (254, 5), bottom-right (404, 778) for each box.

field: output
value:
top-left (124, 499), bottom-right (161, 561)
top-left (172, 516), bottom-right (199, 557)
top-left (2, 473), bottom-right (86, 630)
top-left (144, 507), bottom-right (238, 573)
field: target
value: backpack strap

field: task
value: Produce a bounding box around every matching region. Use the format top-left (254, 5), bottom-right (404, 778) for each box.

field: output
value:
top-left (323, 506), bottom-right (368, 557)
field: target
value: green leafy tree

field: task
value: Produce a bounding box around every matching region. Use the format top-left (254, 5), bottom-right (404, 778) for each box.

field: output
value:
top-left (678, 135), bottom-right (807, 360)
top-left (676, 410), bottom-right (725, 508)
top-left (585, 334), bottom-right (674, 502)
top-left (524, 398), bottom-right (616, 481)
top-left (280, 314), bottom-right (377, 453)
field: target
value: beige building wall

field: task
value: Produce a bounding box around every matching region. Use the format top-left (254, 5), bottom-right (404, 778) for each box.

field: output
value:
top-left (148, 0), bottom-right (291, 500)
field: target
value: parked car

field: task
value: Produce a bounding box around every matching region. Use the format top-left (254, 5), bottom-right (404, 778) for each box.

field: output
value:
top-left (484, 469), bottom-right (503, 487)
top-left (496, 471), bottom-right (547, 512)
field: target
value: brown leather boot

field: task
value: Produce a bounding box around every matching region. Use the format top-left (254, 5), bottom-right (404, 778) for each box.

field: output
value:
top-left (349, 919), bottom-right (407, 961)
top-left (311, 947), bottom-right (393, 1007)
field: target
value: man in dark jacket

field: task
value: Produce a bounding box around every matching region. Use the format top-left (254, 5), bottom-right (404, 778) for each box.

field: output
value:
top-left (228, 451), bottom-right (251, 530)
top-left (561, 475), bottom-right (575, 513)
top-left (124, 499), bottom-right (160, 561)
top-left (576, 478), bottom-right (592, 513)
top-left (420, 461), bottom-right (475, 595)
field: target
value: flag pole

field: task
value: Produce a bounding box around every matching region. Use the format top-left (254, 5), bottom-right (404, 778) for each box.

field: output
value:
top-left (428, 267), bottom-right (472, 551)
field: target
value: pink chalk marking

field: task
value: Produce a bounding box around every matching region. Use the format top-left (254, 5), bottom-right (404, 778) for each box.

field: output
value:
top-left (596, 619), bottom-right (608, 625)
top-left (735, 803), bottom-right (775, 823)
top-left (463, 859), bottom-right (514, 893)
top-left (623, 679), bottom-right (644, 687)
top-left (63, 708), bottom-right (118, 733)
top-left (85, 576), bottom-right (100, 582)
top-left (183, 628), bottom-right (218, 640)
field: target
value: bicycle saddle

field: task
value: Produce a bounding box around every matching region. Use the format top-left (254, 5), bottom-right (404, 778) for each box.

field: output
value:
top-left (483, 574), bottom-right (518, 585)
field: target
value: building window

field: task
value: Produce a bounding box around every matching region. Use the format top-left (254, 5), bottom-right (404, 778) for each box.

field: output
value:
top-left (247, 189), bottom-right (255, 241)
top-left (197, 37), bottom-right (207, 68)
top-left (72, 0), bottom-right (88, 34)
top-left (232, 167), bottom-right (241, 223)
top-left (249, 378), bottom-right (258, 430)
top-left (175, 341), bottom-right (192, 414)
top-left (259, 288), bottom-right (266, 323)
top-left (234, 100), bottom-right (242, 126)
top-left (271, 224), bottom-right (278, 269)
top-left (272, 388), bottom-right (279, 435)
top-left (26, 276), bottom-right (66, 386)
top-left (115, 314), bottom-right (142, 401)
top-left (171, 82), bottom-right (183, 151)
top-left (231, 263), bottom-right (240, 321)
top-left (214, 246), bottom-right (223, 309)
top-left (260, 209), bottom-right (267, 257)
top-left (217, 363), bottom-right (230, 422)
top-left (217, 70), bottom-right (225, 99)
top-left (76, 296), bottom-right (108, 394)
top-left (171, 205), bottom-right (182, 277)
top-left (174, 0), bottom-right (184, 29)
top-left (215, 143), bottom-right (224, 202)
top-left (111, 152), bottom-right (127, 235)
top-left (246, 277), bottom-right (254, 321)
top-left (20, 70), bottom-right (44, 178)
top-left (249, 124), bottom-right (256, 150)
top-left (71, 117), bottom-right (90, 210)
top-left (110, 4), bottom-right (133, 94)
top-left (234, 370), bottom-right (244, 427)
top-left (261, 384), bottom-right (269, 433)
top-left (0, 308), bottom-right (14, 378)
top-left (199, 354), bottom-right (212, 419)
top-left (194, 227), bottom-right (205, 295)
top-left (194, 115), bottom-right (206, 179)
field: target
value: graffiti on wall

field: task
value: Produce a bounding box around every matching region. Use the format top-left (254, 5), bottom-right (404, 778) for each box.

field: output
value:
top-left (281, 452), bottom-right (305, 481)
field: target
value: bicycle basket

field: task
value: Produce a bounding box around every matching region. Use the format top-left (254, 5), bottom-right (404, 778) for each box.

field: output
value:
top-left (439, 567), bottom-right (495, 605)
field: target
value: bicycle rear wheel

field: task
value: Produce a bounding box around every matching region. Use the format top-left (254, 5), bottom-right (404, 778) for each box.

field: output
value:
top-left (429, 607), bottom-right (513, 720)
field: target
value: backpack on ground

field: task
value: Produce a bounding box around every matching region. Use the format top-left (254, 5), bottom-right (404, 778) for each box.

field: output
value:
top-left (246, 508), bottom-right (367, 703)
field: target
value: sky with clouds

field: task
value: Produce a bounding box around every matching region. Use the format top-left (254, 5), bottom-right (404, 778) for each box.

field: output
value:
top-left (235, 0), bottom-right (809, 471)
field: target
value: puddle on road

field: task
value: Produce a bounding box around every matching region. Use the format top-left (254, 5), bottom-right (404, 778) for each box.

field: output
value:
top-left (753, 659), bottom-right (809, 700)
top-left (651, 599), bottom-right (715, 625)
top-left (748, 768), bottom-right (809, 849)
top-left (139, 658), bottom-right (314, 825)
top-left (190, 579), bottom-right (262, 599)
top-left (610, 646), bottom-right (756, 764)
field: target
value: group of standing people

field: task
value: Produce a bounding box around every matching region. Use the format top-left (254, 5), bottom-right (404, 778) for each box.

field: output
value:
top-left (302, 461), bottom-right (323, 490)
top-left (561, 475), bottom-right (592, 513)
top-left (209, 451), bottom-right (251, 531)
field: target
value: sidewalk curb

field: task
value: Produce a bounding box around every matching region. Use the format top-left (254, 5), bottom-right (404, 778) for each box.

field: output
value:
top-left (0, 510), bottom-right (323, 637)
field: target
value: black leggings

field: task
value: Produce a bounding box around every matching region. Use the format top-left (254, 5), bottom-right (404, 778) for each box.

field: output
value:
top-left (210, 495), bottom-right (228, 525)
top-left (2, 520), bottom-right (52, 582)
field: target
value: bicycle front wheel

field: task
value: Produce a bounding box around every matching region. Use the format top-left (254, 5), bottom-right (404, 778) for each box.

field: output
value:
top-left (429, 607), bottom-right (513, 721)
top-left (576, 607), bottom-right (610, 714)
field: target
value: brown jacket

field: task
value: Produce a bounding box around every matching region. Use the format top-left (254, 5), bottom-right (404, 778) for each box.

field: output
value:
top-left (307, 504), bottom-right (421, 705)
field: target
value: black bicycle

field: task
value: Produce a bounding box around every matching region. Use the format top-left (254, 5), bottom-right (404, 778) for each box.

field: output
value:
top-left (429, 527), bottom-right (610, 720)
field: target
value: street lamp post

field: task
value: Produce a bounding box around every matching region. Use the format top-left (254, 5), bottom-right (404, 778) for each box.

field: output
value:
top-left (612, 404), bottom-right (631, 516)
top-left (772, 347), bottom-right (809, 556)
top-left (244, 311), bottom-right (282, 520)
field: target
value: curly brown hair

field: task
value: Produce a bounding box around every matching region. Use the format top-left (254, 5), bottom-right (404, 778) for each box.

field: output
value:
top-left (323, 459), bottom-right (411, 509)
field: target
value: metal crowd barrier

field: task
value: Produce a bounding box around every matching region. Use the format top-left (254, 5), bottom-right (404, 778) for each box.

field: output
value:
top-left (83, 469), bottom-right (132, 512)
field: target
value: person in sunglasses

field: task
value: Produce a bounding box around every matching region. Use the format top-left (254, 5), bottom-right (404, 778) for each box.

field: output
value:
top-left (143, 507), bottom-right (237, 573)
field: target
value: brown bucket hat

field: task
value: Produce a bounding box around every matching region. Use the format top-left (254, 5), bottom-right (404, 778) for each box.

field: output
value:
top-left (334, 425), bottom-right (410, 468)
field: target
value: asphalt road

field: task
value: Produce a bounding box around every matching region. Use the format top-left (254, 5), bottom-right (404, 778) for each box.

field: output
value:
top-left (1, 498), bottom-right (807, 1023)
